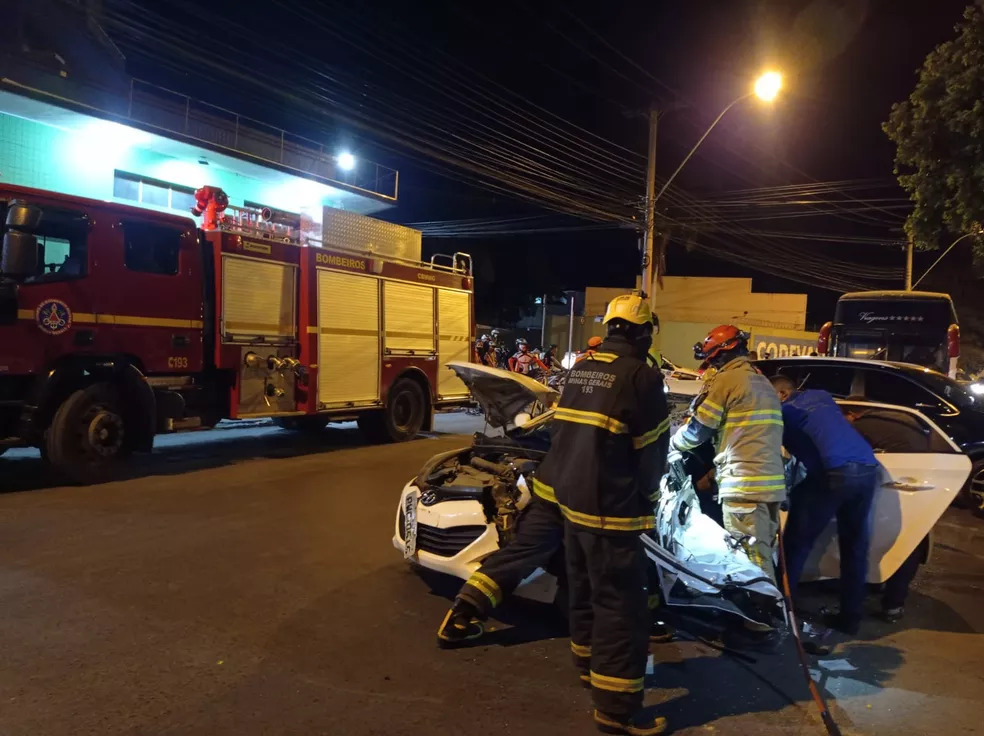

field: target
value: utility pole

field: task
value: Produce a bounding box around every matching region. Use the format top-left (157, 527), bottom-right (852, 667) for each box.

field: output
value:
top-left (905, 237), bottom-right (913, 291)
top-left (641, 106), bottom-right (658, 302)
top-left (540, 293), bottom-right (548, 346)
top-left (567, 292), bottom-right (576, 360)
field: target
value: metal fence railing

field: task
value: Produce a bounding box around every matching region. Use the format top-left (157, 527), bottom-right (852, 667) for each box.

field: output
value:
top-left (1, 67), bottom-right (398, 203)
top-left (125, 79), bottom-right (397, 203)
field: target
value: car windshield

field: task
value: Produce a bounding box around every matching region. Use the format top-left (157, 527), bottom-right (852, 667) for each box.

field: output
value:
top-left (888, 363), bottom-right (980, 410)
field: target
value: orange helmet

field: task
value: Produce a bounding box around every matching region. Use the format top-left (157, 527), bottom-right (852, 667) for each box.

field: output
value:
top-left (694, 325), bottom-right (749, 362)
top-left (587, 336), bottom-right (603, 349)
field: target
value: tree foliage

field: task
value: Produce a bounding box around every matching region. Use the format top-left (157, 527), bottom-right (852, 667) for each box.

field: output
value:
top-left (884, 3), bottom-right (984, 259)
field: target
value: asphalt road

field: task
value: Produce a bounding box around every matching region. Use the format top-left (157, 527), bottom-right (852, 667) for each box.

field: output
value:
top-left (2, 415), bottom-right (984, 736)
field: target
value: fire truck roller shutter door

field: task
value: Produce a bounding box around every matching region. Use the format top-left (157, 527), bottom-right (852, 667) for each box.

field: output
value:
top-left (221, 256), bottom-right (297, 340)
top-left (384, 281), bottom-right (435, 353)
top-left (437, 288), bottom-right (471, 400)
top-left (318, 270), bottom-right (381, 406)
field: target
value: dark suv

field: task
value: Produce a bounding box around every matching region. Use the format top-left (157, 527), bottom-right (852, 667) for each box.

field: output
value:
top-left (755, 357), bottom-right (984, 508)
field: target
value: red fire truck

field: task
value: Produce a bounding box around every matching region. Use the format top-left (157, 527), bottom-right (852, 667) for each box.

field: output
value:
top-left (0, 184), bottom-right (475, 483)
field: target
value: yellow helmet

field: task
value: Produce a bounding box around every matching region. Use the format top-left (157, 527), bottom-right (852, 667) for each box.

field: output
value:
top-left (603, 294), bottom-right (654, 326)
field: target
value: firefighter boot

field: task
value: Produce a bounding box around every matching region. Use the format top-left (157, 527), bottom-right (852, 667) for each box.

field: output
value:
top-left (594, 709), bottom-right (668, 736)
top-left (650, 620), bottom-right (673, 644)
top-left (436, 599), bottom-right (484, 648)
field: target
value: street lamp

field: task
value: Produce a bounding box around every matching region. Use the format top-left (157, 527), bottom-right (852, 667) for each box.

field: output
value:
top-left (641, 71), bottom-right (783, 296)
top-left (753, 71), bottom-right (783, 102)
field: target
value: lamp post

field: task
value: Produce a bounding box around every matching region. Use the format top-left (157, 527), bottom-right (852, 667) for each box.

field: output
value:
top-left (641, 71), bottom-right (782, 300)
top-left (911, 230), bottom-right (982, 289)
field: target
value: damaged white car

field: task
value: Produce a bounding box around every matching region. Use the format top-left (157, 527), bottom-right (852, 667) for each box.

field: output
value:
top-left (393, 362), bottom-right (971, 631)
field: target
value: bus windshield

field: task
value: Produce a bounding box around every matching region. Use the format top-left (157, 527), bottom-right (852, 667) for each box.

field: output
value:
top-left (831, 292), bottom-right (956, 374)
top-left (835, 330), bottom-right (946, 371)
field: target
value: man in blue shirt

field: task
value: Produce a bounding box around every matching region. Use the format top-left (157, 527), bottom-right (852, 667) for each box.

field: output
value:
top-left (770, 375), bottom-right (879, 635)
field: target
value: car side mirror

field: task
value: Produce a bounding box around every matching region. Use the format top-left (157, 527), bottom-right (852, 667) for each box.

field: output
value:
top-left (1, 231), bottom-right (39, 277)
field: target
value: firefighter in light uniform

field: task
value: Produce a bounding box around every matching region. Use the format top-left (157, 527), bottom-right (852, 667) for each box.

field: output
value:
top-left (670, 325), bottom-right (786, 582)
top-left (535, 294), bottom-right (670, 736)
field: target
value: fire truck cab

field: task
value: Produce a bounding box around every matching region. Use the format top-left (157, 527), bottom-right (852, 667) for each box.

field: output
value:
top-left (0, 185), bottom-right (474, 483)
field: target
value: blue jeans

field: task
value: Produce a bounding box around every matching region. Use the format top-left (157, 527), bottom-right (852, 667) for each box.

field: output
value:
top-left (783, 462), bottom-right (879, 622)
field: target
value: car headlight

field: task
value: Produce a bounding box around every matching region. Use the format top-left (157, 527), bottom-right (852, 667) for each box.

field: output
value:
top-left (971, 382), bottom-right (984, 396)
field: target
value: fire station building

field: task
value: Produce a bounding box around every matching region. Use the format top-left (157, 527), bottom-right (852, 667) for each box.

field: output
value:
top-left (0, 1), bottom-right (393, 221)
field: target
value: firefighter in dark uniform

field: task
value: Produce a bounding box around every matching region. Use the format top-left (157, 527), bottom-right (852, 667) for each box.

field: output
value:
top-left (436, 493), bottom-right (564, 646)
top-left (535, 294), bottom-right (670, 736)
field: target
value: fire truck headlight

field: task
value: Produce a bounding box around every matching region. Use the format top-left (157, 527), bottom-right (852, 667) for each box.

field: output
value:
top-left (336, 152), bottom-right (356, 171)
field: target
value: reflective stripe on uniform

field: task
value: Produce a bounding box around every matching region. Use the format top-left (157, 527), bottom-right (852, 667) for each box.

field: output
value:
top-left (719, 475), bottom-right (787, 493)
top-left (726, 408), bottom-right (784, 427)
top-left (632, 417), bottom-right (671, 449)
top-left (571, 641), bottom-right (592, 658)
top-left (695, 398), bottom-right (724, 426)
top-left (586, 352), bottom-right (618, 363)
top-left (554, 408), bottom-right (629, 435)
top-left (466, 572), bottom-right (502, 607)
top-left (590, 671), bottom-right (645, 693)
top-left (559, 504), bottom-right (655, 532)
top-left (532, 477), bottom-right (557, 504)
top-left (728, 409), bottom-right (783, 419)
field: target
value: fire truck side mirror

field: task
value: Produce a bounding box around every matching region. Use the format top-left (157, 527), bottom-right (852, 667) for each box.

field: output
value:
top-left (5, 201), bottom-right (42, 230)
top-left (1, 231), bottom-right (39, 277)
top-left (2, 201), bottom-right (42, 277)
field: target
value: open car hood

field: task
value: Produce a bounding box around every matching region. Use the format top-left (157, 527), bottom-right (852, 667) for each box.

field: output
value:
top-left (446, 361), bottom-right (559, 429)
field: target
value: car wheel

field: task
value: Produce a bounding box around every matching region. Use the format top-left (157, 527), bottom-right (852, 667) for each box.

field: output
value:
top-left (359, 378), bottom-right (427, 443)
top-left (45, 382), bottom-right (129, 484)
top-left (969, 460), bottom-right (984, 515)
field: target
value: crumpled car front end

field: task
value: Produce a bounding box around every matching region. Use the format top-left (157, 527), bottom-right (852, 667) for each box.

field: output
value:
top-left (648, 463), bottom-right (785, 628)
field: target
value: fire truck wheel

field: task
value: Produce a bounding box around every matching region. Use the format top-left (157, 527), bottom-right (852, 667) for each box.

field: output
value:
top-left (45, 382), bottom-right (129, 484)
top-left (360, 378), bottom-right (426, 443)
top-left (272, 416), bottom-right (328, 433)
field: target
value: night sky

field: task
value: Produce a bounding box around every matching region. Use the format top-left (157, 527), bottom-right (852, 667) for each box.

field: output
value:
top-left (105, 0), bottom-right (975, 326)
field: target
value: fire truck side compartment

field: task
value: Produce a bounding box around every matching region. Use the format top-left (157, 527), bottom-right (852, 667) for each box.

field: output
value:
top-left (317, 268), bottom-right (381, 408)
top-left (437, 288), bottom-right (472, 399)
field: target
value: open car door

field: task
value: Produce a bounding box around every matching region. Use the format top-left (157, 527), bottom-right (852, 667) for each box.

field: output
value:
top-left (798, 402), bottom-right (972, 584)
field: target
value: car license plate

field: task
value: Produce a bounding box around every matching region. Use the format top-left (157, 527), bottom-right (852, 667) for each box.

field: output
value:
top-left (403, 490), bottom-right (418, 560)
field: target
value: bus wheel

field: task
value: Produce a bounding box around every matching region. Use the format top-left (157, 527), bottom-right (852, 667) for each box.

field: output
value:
top-left (45, 382), bottom-right (128, 484)
top-left (359, 378), bottom-right (426, 443)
